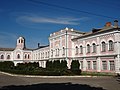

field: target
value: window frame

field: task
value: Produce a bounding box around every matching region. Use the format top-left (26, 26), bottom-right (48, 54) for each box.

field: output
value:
top-left (87, 44), bottom-right (90, 53)
top-left (109, 40), bottom-right (114, 51)
top-left (101, 41), bottom-right (106, 52)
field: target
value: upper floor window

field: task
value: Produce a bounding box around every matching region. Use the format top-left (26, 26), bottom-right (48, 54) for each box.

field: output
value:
top-left (87, 44), bottom-right (90, 53)
top-left (21, 39), bottom-right (23, 43)
top-left (80, 46), bottom-right (83, 54)
top-left (102, 41), bottom-right (106, 52)
top-left (7, 55), bottom-right (10, 59)
top-left (28, 54), bottom-right (30, 59)
top-left (75, 46), bottom-right (79, 55)
top-left (24, 54), bottom-right (27, 59)
top-left (43, 52), bottom-right (44, 58)
top-left (45, 52), bottom-right (47, 58)
top-left (19, 40), bottom-right (20, 43)
top-left (92, 43), bottom-right (96, 53)
top-left (51, 49), bottom-right (53, 57)
top-left (63, 47), bottom-right (65, 55)
top-left (109, 40), bottom-right (114, 51)
top-left (1, 55), bottom-right (4, 59)
top-left (48, 51), bottom-right (49, 58)
top-left (55, 49), bottom-right (57, 56)
top-left (17, 54), bottom-right (20, 59)
top-left (58, 48), bottom-right (59, 56)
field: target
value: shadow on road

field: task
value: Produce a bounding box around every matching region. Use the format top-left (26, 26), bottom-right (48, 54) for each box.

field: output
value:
top-left (116, 76), bottom-right (120, 84)
top-left (0, 82), bottom-right (106, 90)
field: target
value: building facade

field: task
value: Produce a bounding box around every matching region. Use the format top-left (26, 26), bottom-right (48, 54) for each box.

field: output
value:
top-left (0, 20), bottom-right (120, 74)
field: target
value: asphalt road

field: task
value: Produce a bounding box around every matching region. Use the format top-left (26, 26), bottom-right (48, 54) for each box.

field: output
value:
top-left (0, 72), bottom-right (120, 90)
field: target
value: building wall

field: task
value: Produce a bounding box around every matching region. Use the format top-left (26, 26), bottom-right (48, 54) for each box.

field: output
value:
top-left (73, 30), bottom-right (120, 73)
top-left (0, 25), bottom-right (120, 74)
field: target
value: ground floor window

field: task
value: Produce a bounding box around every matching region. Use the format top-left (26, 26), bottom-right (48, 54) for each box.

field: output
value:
top-left (87, 61), bottom-right (91, 70)
top-left (93, 61), bottom-right (97, 70)
top-left (102, 61), bottom-right (107, 70)
top-left (110, 61), bottom-right (115, 71)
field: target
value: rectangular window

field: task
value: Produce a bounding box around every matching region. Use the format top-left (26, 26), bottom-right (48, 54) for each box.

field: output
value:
top-left (102, 61), bottom-right (107, 70)
top-left (110, 61), bottom-right (115, 71)
top-left (87, 61), bottom-right (91, 70)
top-left (93, 61), bottom-right (97, 70)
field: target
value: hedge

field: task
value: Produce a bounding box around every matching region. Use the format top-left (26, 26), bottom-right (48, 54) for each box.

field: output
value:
top-left (0, 61), bottom-right (81, 76)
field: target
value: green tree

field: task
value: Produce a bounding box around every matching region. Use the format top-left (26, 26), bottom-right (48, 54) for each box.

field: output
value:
top-left (71, 60), bottom-right (80, 70)
top-left (61, 60), bottom-right (67, 70)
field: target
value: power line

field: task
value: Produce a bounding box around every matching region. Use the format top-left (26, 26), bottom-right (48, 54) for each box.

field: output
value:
top-left (28, 0), bottom-right (119, 20)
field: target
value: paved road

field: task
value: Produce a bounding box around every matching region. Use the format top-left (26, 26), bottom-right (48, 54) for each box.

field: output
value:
top-left (0, 72), bottom-right (120, 90)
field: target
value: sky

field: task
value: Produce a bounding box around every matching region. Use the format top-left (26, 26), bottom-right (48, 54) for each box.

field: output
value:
top-left (0, 0), bottom-right (120, 49)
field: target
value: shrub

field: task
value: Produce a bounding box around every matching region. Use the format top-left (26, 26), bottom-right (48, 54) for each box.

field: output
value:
top-left (71, 60), bottom-right (80, 70)
top-left (71, 60), bottom-right (81, 75)
top-left (0, 61), bottom-right (14, 70)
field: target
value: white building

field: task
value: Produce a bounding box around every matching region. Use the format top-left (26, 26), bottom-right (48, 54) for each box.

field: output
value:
top-left (0, 20), bottom-right (120, 74)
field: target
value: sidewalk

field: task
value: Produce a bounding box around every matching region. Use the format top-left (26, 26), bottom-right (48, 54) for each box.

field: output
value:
top-left (0, 71), bottom-right (96, 78)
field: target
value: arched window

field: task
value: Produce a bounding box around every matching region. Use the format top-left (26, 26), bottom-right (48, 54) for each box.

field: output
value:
top-left (109, 40), bottom-right (114, 51)
top-left (7, 55), bottom-right (10, 59)
top-left (55, 49), bottom-right (57, 56)
top-left (87, 44), bottom-right (90, 53)
top-left (92, 43), bottom-right (96, 53)
top-left (1, 55), bottom-right (4, 59)
top-left (28, 54), bottom-right (30, 59)
top-left (63, 47), bottom-right (65, 55)
top-left (80, 46), bottom-right (83, 54)
top-left (43, 52), bottom-right (45, 58)
top-left (45, 52), bottom-right (47, 58)
top-left (75, 46), bottom-right (79, 54)
top-left (51, 49), bottom-right (53, 57)
top-left (48, 51), bottom-right (49, 58)
top-left (19, 40), bottom-right (20, 43)
top-left (17, 54), bottom-right (20, 59)
top-left (102, 41), bottom-right (106, 52)
top-left (24, 54), bottom-right (27, 59)
top-left (58, 48), bottom-right (59, 56)
top-left (21, 39), bottom-right (23, 43)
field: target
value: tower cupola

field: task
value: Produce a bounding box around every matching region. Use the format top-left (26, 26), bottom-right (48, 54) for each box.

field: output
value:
top-left (16, 36), bottom-right (26, 49)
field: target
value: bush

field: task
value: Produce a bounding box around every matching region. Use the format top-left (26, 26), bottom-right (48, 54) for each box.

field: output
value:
top-left (0, 61), bottom-right (82, 76)
top-left (15, 62), bottom-right (39, 71)
top-left (70, 60), bottom-right (81, 75)
top-left (0, 61), bottom-right (14, 70)
top-left (71, 60), bottom-right (80, 70)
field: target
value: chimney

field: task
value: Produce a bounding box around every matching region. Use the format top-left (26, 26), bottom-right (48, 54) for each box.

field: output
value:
top-left (105, 22), bottom-right (111, 27)
top-left (38, 43), bottom-right (40, 48)
top-left (114, 20), bottom-right (118, 28)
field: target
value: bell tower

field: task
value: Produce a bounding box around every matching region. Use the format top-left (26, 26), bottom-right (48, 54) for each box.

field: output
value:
top-left (16, 37), bottom-right (26, 49)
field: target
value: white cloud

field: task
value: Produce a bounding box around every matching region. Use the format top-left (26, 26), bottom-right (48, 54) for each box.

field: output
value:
top-left (16, 15), bottom-right (89, 25)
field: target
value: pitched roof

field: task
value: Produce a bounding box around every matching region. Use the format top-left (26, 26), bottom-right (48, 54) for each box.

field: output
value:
top-left (72, 27), bottom-right (120, 40)
top-left (0, 48), bottom-right (14, 51)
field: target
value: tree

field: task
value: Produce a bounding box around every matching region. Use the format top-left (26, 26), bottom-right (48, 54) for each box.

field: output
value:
top-left (71, 60), bottom-right (80, 70)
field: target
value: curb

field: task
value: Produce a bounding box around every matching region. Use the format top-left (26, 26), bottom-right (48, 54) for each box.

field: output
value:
top-left (0, 71), bottom-right (97, 78)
